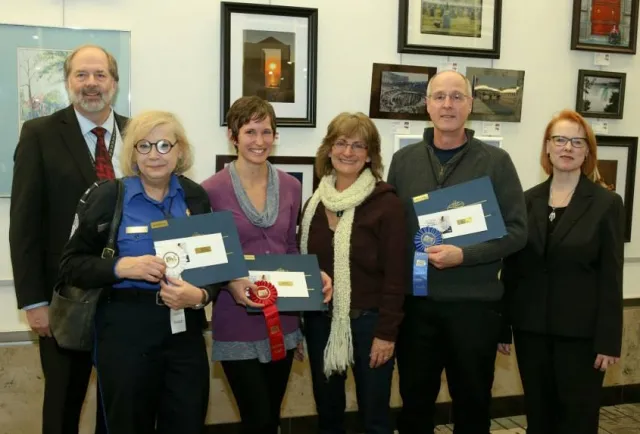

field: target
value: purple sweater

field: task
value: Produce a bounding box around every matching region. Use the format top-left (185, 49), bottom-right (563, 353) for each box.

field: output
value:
top-left (201, 167), bottom-right (302, 342)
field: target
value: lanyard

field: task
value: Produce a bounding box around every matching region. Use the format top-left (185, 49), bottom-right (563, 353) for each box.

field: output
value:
top-left (156, 196), bottom-right (175, 219)
top-left (88, 117), bottom-right (117, 166)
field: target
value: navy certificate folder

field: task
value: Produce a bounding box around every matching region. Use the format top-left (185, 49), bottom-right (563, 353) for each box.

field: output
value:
top-left (150, 211), bottom-right (248, 286)
top-left (245, 254), bottom-right (327, 313)
top-left (412, 176), bottom-right (507, 247)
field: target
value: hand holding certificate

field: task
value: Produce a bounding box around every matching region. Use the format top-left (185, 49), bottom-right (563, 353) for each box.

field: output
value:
top-left (412, 176), bottom-right (507, 247)
top-left (244, 254), bottom-right (328, 312)
top-left (150, 211), bottom-right (249, 287)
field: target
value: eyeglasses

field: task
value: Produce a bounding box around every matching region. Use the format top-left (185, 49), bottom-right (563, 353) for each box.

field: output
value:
top-left (334, 140), bottom-right (368, 153)
top-left (134, 139), bottom-right (177, 154)
top-left (549, 135), bottom-right (588, 148)
top-left (427, 92), bottom-right (470, 104)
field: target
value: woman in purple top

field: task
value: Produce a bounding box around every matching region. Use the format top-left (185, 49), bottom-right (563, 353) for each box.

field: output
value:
top-left (201, 96), bottom-right (332, 434)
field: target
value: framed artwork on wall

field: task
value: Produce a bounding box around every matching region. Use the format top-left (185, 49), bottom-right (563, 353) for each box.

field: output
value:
top-left (393, 134), bottom-right (423, 152)
top-left (215, 155), bottom-right (319, 207)
top-left (369, 63), bottom-right (437, 121)
top-left (397, 0), bottom-right (502, 58)
top-left (595, 135), bottom-right (638, 242)
top-left (465, 67), bottom-right (525, 122)
top-left (571, 0), bottom-right (639, 54)
top-left (0, 23), bottom-right (131, 198)
top-left (220, 2), bottom-right (318, 128)
top-left (476, 136), bottom-right (503, 148)
top-left (576, 69), bottom-right (626, 119)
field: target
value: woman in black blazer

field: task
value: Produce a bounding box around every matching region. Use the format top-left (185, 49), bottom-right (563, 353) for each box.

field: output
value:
top-left (501, 109), bottom-right (624, 434)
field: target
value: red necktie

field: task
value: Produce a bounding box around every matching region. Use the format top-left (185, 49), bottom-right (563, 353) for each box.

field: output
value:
top-left (91, 127), bottom-right (115, 180)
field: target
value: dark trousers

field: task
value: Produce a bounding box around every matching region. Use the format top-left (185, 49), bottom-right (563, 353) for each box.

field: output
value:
top-left (513, 329), bottom-right (605, 434)
top-left (221, 349), bottom-right (295, 434)
top-left (396, 298), bottom-right (502, 434)
top-left (39, 336), bottom-right (106, 434)
top-left (94, 296), bottom-right (210, 434)
top-left (304, 310), bottom-right (395, 434)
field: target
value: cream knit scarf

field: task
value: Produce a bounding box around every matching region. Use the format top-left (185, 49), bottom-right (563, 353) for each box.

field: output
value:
top-left (299, 168), bottom-right (376, 377)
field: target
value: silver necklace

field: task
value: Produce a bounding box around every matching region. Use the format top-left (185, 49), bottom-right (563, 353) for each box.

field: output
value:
top-left (549, 185), bottom-right (576, 222)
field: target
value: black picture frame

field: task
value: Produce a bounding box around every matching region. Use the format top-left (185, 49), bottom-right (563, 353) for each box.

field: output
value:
top-left (576, 69), bottom-right (626, 119)
top-left (397, 0), bottom-right (502, 58)
top-left (369, 63), bottom-right (437, 121)
top-left (595, 135), bottom-right (638, 242)
top-left (571, 0), bottom-right (639, 54)
top-left (466, 67), bottom-right (525, 122)
top-left (220, 2), bottom-right (318, 127)
top-left (215, 155), bottom-right (319, 208)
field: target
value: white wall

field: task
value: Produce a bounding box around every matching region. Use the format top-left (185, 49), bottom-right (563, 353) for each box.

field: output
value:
top-left (2, 0), bottom-right (640, 332)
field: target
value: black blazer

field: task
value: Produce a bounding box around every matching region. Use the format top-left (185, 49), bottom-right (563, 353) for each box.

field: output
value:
top-left (9, 105), bottom-right (128, 308)
top-left (57, 176), bottom-right (221, 304)
top-left (502, 174), bottom-right (624, 357)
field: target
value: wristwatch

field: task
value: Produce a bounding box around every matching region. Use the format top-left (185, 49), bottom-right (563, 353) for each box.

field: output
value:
top-left (192, 288), bottom-right (209, 310)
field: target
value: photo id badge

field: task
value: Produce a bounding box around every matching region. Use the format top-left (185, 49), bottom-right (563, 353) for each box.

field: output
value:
top-left (170, 308), bottom-right (187, 334)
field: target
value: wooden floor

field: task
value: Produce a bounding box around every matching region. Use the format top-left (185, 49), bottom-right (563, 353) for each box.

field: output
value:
top-left (423, 403), bottom-right (640, 433)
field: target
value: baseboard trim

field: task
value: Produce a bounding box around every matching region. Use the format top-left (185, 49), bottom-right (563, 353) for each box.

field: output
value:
top-left (205, 383), bottom-right (640, 433)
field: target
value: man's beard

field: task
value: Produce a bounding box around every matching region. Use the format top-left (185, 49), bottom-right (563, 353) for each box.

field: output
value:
top-left (68, 86), bottom-right (115, 113)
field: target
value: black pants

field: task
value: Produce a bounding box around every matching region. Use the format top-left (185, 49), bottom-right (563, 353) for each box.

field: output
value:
top-left (304, 310), bottom-right (395, 434)
top-left (39, 336), bottom-right (106, 434)
top-left (221, 349), bottom-right (295, 434)
top-left (94, 295), bottom-right (210, 434)
top-left (396, 298), bottom-right (502, 434)
top-left (513, 329), bottom-right (605, 434)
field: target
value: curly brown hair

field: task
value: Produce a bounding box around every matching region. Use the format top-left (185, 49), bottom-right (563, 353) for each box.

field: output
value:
top-left (315, 112), bottom-right (383, 180)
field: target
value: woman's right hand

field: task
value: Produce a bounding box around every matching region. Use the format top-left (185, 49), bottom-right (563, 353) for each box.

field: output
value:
top-left (227, 278), bottom-right (264, 309)
top-left (114, 255), bottom-right (166, 282)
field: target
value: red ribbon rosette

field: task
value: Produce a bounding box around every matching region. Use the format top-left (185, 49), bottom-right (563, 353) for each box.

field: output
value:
top-left (249, 280), bottom-right (286, 361)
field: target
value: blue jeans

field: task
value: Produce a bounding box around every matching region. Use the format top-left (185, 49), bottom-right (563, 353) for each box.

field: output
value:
top-left (303, 310), bottom-right (395, 434)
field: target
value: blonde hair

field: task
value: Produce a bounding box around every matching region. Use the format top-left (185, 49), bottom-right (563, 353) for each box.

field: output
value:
top-left (120, 110), bottom-right (194, 177)
top-left (315, 112), bottom-right (384, 180)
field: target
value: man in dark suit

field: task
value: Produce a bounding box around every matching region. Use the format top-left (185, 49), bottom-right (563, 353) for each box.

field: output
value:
top-left (9, 44), bottom-right (128, 434)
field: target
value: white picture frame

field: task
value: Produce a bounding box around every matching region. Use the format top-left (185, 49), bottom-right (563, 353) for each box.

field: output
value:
top-left (393, 134), bottom-right (423, 152)
top-left (476, 136), bottom-right (503, 148)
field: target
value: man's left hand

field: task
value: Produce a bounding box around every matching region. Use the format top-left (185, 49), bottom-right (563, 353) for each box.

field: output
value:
top-left (426, 244), bottom-right (463, 269)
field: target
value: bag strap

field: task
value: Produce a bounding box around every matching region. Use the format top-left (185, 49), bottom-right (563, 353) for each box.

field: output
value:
top-left (101, 179), bottom-right (125, 259)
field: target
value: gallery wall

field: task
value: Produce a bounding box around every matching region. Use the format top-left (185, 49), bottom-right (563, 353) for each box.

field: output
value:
top-left (2, 0), bottom-right (640, 333)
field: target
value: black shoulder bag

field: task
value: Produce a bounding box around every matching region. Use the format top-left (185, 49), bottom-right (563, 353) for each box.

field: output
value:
top-left (49, 179), bottom-right (125, 352)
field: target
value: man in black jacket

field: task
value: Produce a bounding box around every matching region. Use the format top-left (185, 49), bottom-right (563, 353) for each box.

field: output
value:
top-left (9, 44), bottom-right (127, 434)
top-left (387, 70), bottom-right (527, 434)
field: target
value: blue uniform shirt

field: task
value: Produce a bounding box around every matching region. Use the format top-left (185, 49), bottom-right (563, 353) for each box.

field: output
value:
top-left (113, 174), bottom-right (188, 290)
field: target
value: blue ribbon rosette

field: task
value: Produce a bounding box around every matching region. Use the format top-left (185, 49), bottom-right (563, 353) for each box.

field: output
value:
top-left (412, 226), bottom-right (443, 296)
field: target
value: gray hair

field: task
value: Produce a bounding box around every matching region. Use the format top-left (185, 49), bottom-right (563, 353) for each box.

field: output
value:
top-left (426, 70), bottom-right (473, 97)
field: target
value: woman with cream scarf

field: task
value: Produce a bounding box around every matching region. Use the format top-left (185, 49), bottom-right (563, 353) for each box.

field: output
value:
top-left (299, 112), bottom-right (406, 434)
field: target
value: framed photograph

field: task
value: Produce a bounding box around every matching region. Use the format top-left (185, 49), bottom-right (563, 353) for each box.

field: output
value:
top-left (476, 136), bottom-right (503, 148)
top-left (397, 0), bottom-right (502, 58)
top-left (576, 69), bottom-right (626, 119)
top-left (595, 135), bottom-right (638, 242)
top-left (369, 63), bottom-right (437, 121)
top-left (571, 0), bottom-right (639, 54)
top-left (466, 67), bottom-right (525, 122)
top-left (0, 23), bottom-right (131, 198)
top-left (393, 134), bottom-right (424, 152)
top-left (215, 155), bottom-right (319, 207)
top-left (220, 2), bottom-right (318, 128)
